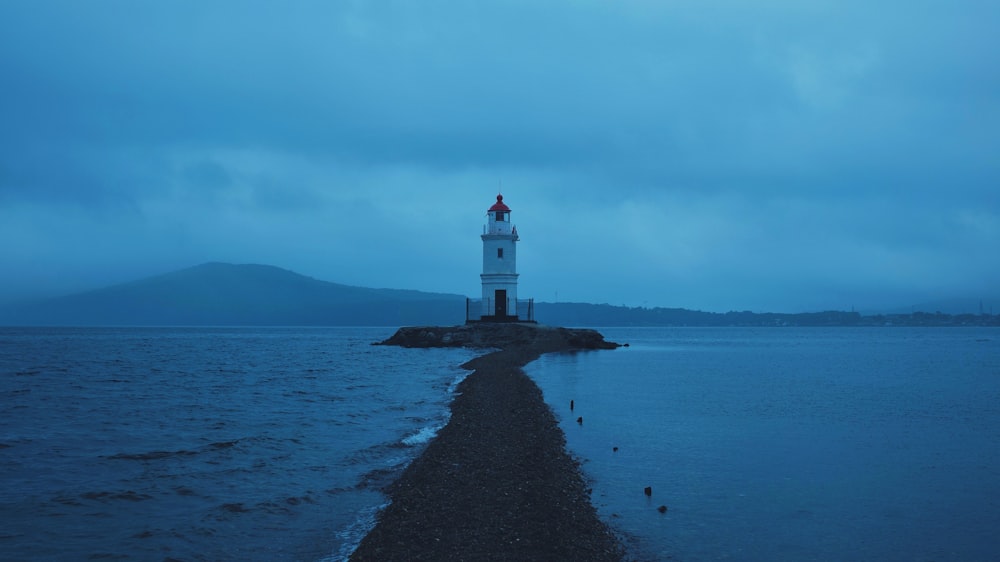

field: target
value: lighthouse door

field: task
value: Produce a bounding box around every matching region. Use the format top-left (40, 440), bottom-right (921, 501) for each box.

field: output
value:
top-left (495, 290), bottom-right (507, 317)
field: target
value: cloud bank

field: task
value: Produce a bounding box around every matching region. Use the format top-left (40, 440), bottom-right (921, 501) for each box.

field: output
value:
top-left (1, 0), bottom-right (997, 311)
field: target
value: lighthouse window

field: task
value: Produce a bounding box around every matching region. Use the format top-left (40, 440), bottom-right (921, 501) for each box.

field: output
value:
top-left (497, 248), bottom-right (504, 258)
top-left (495, 211), bottom-right (506, 222)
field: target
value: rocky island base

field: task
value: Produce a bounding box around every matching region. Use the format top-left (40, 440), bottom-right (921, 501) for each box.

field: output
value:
top-left (349, 323), bottom-right (624, 561)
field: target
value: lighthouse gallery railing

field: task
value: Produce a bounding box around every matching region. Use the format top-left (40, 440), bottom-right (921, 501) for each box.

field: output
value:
top-left (466, 298), bottom-right (535, 323)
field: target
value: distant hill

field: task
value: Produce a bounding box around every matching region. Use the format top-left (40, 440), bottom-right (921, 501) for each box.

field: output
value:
top-left (878, 297), bottom-right (1000, 316)
top-left (1, 263), bottom-right (996, 327)
top-left (539, 303), bottom-right (999, 327)
top-left (0, 263), bottom-right (467, 326)
top-left (536, 303), bottom-right (867, 327)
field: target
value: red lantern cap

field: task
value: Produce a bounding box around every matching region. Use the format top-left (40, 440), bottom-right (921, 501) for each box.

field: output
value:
top-left (488, 194), bottom-right (510, 212)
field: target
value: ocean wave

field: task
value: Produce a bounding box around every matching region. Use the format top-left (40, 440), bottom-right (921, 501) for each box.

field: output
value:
top-left (401, 422), bottom-right (445, 446)
top-left (357, 467), bottom-right (400, 491)
top-left (107, 439), bottom-right (243, 461)
top-left (80, 490), bottom-right (154, 503)
top-left (447, 369), bottom-right (472, 394)
top-left (107, 449), bottom-right (198, 461)
top-left (325, 501), bottom-right (390, 562)
top-left (0, 327), bottom-right (480, 559)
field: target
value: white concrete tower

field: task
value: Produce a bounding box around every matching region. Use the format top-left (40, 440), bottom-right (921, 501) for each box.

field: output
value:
top-left (480, 194), bottom-right (520, 319)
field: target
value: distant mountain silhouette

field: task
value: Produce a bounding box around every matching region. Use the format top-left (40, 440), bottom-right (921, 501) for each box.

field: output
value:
top-left (877, 297), bottom-right (1000, 316)
top-left (0, 263), bottom-right (467, 326)
top-left (1, 263), bottom-right (996, 327)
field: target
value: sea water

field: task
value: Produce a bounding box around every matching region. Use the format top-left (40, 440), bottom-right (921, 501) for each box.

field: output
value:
top-left (527, 327), bottom-right (1000, 561)
top-left (0, 327), bottom-right (476, 561)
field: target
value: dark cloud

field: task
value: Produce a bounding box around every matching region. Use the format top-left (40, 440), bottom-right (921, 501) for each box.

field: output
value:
top-left (0, 0), bottom-right (997, 311)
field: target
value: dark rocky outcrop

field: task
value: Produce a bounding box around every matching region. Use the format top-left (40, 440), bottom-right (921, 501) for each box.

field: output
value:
top-left (376, 322), bottom-right (620, 351)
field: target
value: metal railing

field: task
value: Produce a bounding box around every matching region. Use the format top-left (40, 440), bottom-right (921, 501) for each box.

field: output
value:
top-left (466, 298), bottom-right (535, 323)
top-left (482, 224), bottom-right (519, 239)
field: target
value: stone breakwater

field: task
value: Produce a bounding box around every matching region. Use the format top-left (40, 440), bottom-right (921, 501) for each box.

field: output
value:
top-left (376, 323), bottom-right (621, 352)
top-left (349, 323), bottom-right (623, 561)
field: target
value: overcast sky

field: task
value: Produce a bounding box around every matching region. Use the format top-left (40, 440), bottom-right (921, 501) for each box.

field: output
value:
top-left (1, 0), bottom-right (997, 312)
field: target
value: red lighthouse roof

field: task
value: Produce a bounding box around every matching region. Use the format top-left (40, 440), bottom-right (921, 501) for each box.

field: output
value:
top-left (488, 194), bottom-right (510, 212)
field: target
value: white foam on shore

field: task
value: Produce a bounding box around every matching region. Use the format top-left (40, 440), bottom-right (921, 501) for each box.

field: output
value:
top-left (322, 500), bottom-right (390, 562)
top-left (328, 362), bottom-right (475, 561)
top-left (447, 368), bottom-right (472, 394)
top-left (401, 422), bottom-right (446, 446)
top-left (401, 367), bottom-right (471, 447)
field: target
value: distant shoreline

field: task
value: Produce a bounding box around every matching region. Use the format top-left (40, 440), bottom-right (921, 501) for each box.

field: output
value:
top-left (349, 324), bottom-right (624, 561)
top-left (2, 262), bottom-right (995, 327)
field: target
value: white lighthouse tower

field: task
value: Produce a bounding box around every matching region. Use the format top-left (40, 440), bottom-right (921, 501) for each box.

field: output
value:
top-left (479, 194), bottom-right (522, 321)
